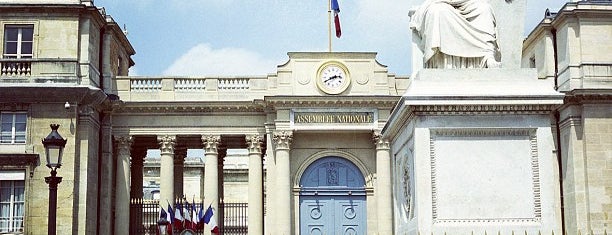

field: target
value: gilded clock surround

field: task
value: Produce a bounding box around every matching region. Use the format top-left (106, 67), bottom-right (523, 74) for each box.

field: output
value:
top-left (316, 61), bottom-right (351, 95)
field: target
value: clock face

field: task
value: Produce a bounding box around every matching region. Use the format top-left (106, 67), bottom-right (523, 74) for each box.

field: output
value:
top-left (317, 62), bottom-right (350, 94)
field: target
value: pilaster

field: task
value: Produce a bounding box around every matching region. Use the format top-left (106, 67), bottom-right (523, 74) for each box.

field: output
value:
top-left (73, 105), bottom-right (102, 234)
top-left (373, 131), bottom-right (393, 234)
top-left (98, 114), bottom-right (113, 235)
top-left (272, 131), bottom-right (292, 235)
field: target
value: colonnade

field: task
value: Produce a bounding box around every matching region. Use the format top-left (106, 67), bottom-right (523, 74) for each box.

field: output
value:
top-left (111, 131), bottom-right (393, 234)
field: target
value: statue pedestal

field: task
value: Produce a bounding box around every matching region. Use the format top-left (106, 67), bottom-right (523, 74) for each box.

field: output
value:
top-left (383, 69), bottom-right (564, 234)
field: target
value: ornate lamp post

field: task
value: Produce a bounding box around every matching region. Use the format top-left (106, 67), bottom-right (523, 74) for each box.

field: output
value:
top-left (42, 124), bottom-right (67, 235)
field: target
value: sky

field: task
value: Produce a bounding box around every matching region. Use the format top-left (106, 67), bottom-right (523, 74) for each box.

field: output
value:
top-left (95, 0), bottom-right (571, 77)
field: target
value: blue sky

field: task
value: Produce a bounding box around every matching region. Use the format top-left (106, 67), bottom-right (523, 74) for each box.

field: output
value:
top-left (96, 0), bottom-right (570, 76)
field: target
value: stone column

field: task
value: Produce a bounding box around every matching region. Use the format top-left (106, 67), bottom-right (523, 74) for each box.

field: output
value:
top-left (246, 134), bottom-right (264, 235)
top-left (273, 131), bottom-right (292, 235)
top-left (374, 132), bottom-right (393, 234)
top-left (114, 135), bottom-right (132, 235)
top-left (202, 134), bottom-right (220, 235)
top-left (129, 146), bottom-right (146, 232)
top-left (158, 135), bottom-right (176, 207)
top-left (130, 147), bottom-right (147, 199)
top-left (174, 146), bottom-right (187, 200)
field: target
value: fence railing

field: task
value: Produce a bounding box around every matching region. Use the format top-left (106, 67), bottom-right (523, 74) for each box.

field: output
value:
top-left (219, 202), bottom-right (248, 235)
top-left (129, 198), bottom-right (248, 235)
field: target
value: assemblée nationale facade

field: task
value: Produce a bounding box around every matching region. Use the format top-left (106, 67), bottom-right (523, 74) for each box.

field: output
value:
top-left (0, 0), bottom-right (610, 235)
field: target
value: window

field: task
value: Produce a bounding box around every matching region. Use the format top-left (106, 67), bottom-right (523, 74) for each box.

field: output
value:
top-left (0, 171), bottom-right (25, 233)
top-left (0, 112), bottom-right (26, 144)
top-left (3, 25), bottom-right (33, 59)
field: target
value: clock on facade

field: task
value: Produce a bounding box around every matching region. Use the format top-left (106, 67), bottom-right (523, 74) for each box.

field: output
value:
top-left (316, 61), bottom-right (350, 94)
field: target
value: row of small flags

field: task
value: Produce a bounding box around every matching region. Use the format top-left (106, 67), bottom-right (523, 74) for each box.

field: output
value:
top-left (158, 200), bottom-right (219, 234)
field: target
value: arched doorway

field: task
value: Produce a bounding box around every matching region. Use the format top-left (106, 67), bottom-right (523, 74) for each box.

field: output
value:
top-left (299, 156), bottom-right (367, 235)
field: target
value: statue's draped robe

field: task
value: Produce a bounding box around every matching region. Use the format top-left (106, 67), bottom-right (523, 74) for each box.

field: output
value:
top-left (410, 0), bottom-right (498, 68)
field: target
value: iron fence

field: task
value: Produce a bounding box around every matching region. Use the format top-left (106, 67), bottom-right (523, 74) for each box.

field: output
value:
top-left (129, 198), bottom-right (248, 235)
top-left (219, 202), bottom-right (248, 235)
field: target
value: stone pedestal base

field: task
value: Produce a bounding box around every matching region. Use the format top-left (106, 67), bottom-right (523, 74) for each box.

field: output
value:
top-left (384, 69), bottom-right (564, 234)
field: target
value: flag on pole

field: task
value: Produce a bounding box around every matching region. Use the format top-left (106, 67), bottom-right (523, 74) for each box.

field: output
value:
top-left (331, 0), bottom-right (341, 38)
top-left (158, 206), bottom-right (167, 222)
top-left (166, 203), bottom-right (174, 227)
top-left (173, 202), bottom-right (184, 231)
top-left (191, 201), bottom-right (199, 230)
top-left (196, 203), bottom-right (205, 230)
top-left (158, 206), bottom-right (172, 235)
top-left (183, 201), bottom-right (193, 229)
top-left (203, 204), bottom-right (219, 234)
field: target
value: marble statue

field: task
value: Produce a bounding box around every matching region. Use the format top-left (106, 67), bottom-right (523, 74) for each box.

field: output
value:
top-left (410, 0), bottom-right (512, 69)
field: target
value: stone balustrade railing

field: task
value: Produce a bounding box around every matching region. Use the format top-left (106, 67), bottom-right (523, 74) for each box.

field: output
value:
top-left (1, 60), bottom-right (31, 76)
top-left (125, 76), bottom-right (260, 93)
top-left (175, 78), bottom-right (206, 92)
top-left (116, 76), bottom-right (267, 101)
top-left (218, 78), bottom-right (249, 91)
top-left (0, 58), bottom-right (79, 82)
top-left (131, 78), bottom-right (162, 92)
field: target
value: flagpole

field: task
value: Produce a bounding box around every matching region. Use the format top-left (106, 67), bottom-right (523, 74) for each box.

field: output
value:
top-left (328, 0), bottom-right (332, 52)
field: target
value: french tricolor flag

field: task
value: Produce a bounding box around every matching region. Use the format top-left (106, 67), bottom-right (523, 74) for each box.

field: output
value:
top-left (331, 0), bottom-right (341, 38)
top-left (203, 204), bottom-right (219, 234)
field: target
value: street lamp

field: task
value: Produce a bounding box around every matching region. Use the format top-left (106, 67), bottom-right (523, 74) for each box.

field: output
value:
top-left (42, 124), bottom-right (67, 235)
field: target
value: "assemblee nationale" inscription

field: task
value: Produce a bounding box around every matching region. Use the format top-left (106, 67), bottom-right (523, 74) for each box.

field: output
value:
top-left (294, 112), bottom-right (374, 124)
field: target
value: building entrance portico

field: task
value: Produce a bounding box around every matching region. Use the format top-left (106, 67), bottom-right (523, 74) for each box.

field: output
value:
top-left (107, 52), bottom-right (400, 234)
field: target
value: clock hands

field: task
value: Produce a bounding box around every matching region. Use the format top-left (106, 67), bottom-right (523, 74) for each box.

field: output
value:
top-left (324, 75), bottom-right (342, 83)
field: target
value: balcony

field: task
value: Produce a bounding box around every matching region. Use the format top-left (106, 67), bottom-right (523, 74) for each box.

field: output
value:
top-left (0, 58), bottom-right (79, 83)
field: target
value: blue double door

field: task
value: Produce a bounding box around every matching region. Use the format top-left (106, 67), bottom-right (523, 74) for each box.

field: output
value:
top-left (299, 156), bottom-right (367, 235)
top-left (299, 195), bottom-right (366, 235)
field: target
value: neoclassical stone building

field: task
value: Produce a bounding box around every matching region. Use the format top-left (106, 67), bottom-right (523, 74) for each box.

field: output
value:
top-left (0, 1), bottom-right (609, 235)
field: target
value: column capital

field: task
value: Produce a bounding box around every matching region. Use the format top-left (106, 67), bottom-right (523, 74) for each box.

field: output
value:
top-left (273, 131), bottom-right (293, 150)
top-left (157, 135), bottom-right (176, 155)
top-left (114, 135), bottom-right (133, 153)
top-left (201, 135), bottom-right (221, 154)
top-left (373, 132), bottom-right (390, 150)
top-left (246, 134), bottom-right (264, 154)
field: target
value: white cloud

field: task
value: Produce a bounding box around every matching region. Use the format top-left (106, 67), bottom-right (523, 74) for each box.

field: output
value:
top-left (163, 44), bottom-right (277, 76)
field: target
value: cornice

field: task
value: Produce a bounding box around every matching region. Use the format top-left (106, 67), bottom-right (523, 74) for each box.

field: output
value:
top-left (410, 104), bottom-right (559, 115)
top-left (563, 89), bottom-right (612, 105)
top-left (550, 2), bottom-right (612, 29)
top-left (114, 101), bottom-right (265, 114)
top-left (264, 96), bottom-right (400, 109)
top-left (115, 96), bottom-right (401, 114)
top-left (0, 85), bottom-right (107, 106)
top-left (383, 101), bottom-right (559, 140)
top-left (0, 154), bottom-right (39, 166)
